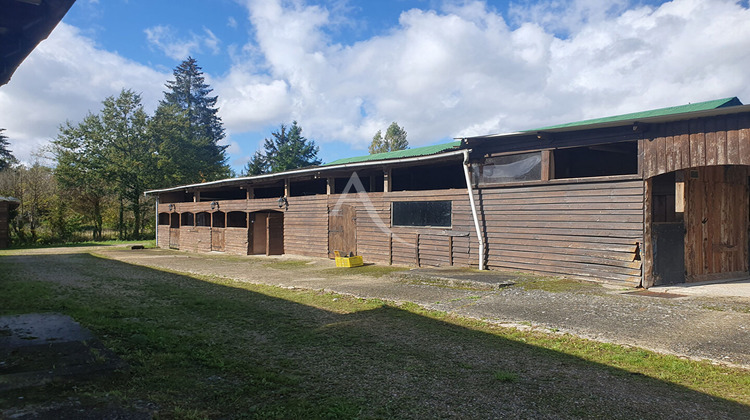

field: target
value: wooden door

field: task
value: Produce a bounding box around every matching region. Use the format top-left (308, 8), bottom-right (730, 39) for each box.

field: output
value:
top-left (251, 213), bottom-right (268, 255)
top-left (169, 228), bottom-right (180, 249)
top-left (267, 212), bottom-right (284, 255)
top-left (328, 204), bottom-right (356, 258)
top-left (211, 228), bottom-right (225, 252)
top-left (684, 166), bottom-right (749, 282)
top-left (249, 212), bottom-right (284, 256)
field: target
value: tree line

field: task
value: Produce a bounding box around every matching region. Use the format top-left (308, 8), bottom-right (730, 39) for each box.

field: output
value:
top-left (0, 56), bottom-right (409, 246)
top-left (1, 57), bottom-right (231, 244)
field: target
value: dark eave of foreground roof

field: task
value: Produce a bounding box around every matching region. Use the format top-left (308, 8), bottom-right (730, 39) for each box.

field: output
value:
top-left (0, 0), bottom-right (76, 86)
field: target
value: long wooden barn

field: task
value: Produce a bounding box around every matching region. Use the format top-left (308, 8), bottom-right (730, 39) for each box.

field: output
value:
top-left (147, 97), bottom-right (750, 288)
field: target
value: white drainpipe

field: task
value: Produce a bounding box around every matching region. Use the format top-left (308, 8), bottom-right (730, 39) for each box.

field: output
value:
top-left (462, 149), bottom-right (485, 270)
top-left (154, 195), bottom-right (159, 247)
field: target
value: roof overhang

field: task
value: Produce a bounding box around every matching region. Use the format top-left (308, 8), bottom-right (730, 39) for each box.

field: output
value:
top-left (1, 0), bottom-right (76, 86)
top-left (460, 103), bottom-right (750, 145)
top-left (145, 149), bottom-right (467, 195)
top-left (0, 196), bottom-right (21, 211)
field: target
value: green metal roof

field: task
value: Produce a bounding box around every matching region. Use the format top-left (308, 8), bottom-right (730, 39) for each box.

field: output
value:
top-left (324, 141), bottom-right (461, 166)
top-left (528, 97), bottom-right (743, 131)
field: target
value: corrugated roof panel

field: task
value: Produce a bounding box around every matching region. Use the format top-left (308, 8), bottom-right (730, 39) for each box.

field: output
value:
top-left (528, 97), bottom-right (742, 131)
top-left (323, 141), bottom-right (461, 166)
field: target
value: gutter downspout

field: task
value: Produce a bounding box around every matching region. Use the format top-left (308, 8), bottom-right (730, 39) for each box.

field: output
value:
top-left (154, 195), bottom-right (159, 247)
top-left (462, 149), bottom-right (485, 270)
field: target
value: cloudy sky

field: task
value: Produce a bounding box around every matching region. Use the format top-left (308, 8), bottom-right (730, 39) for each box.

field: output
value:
top-left (2, 0), bottom-right (750, 172)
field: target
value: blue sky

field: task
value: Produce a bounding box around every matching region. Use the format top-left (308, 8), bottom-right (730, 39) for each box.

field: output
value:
top-left (3, 0), bottom-right (750, 174)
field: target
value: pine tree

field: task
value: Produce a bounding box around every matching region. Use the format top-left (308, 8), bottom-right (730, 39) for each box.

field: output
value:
top-left (249, 122), bottom-right (321, 174)
top-left (1, 128), bottom-right (17, 171)
top-left (369, 122), bottom-right (408, 154)
top-left (243, 151), bottom-right (267, 176)
top-left (156, 56), bottom-right (230, 183)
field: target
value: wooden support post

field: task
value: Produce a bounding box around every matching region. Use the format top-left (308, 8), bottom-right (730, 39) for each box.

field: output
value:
top-left (642, 178), bottom-right (654, 288)
top-left (384, 168), bottom-right (392, 193)
top-left (415, 233), bottom-right (420, 267)
top-left (284, 179), bottom-right (290, 197)
top-left (247, 188), bottom-right (254, 200)
top-left (194, 191), bottom-right (200, 202)
top-left (388, 233), bottom-right (393, 265)
top-left (541, 150), bottom-right (552, 181)
top-left (266, 214), bottom-right (271, 257)
top-left (448, 236), bottom-right (453, 266)
top-left (327, 177), bottom-right (334, 195)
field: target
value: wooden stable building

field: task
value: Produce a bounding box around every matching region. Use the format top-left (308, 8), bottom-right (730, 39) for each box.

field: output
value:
top-left (147, 97), bottom-right (750, 288)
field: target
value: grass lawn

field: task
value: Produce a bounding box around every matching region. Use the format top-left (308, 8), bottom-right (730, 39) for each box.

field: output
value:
top-left (1, 249), bottom-right (749, 419)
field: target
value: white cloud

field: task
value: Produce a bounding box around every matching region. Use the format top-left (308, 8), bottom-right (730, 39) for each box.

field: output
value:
top-left (216, 0), bottom-right (750, 151)
top-left (4, 0), bottom-right (750, 170)
top-left (144, 25), bottom-right (222, 60)
top-left (0, 23), bottom-right (168, 165)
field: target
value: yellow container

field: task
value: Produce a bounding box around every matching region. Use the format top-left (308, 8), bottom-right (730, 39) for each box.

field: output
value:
top-left (334, 252), bottom-right (363, 268)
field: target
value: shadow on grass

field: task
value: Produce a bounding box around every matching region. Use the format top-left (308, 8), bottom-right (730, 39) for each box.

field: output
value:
top-left (0, 251), bottom-right (748, 419)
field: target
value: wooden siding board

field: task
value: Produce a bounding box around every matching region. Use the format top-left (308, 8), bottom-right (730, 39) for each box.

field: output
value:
top-left (705, 117), bottom-right (718, 167)
top-left (738, 114), bottom-right (750, 166)
top-left (689, 119), bottom-right (706, 168)
top-left (665, 123), bottom-right (676, 173)
top-left (656, 123), bottom-right (668, 176)
top-left (716, 117), bottom-right (728, 165)
top-left (726, 115), bottom-right (740, 165)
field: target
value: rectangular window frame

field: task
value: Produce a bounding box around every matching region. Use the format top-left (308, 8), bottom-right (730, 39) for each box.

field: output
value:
top-left (391, 200), bottom-right (452, 228)
top-left (473, 151), bottom-right (543, 186)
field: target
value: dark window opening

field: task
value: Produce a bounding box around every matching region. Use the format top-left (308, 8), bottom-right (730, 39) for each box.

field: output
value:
top-left (474, 151), bottom-right (542, 185)
top-left (392, 201), bottom-right (452, 227)
top-left (392, 163), bottom-right (465, 191)
top-left (160, 191), bottom-right (194, 203)
top-left (227, 211), bottom-right (247, 228)
top-left (254, 184), bottom-right (285, 199)
top-left (553, 141), bottom-right (638, 179)
top-left (181, 212), bottom-right (194, 227)
top-left (158, 213), bottom-right (170, 225)
top-left (652, 172), bottom-right (683, 223)
top-left (199, 188), bottom-right (246, 201)
top-left (334, 172), bottom-right (385, 193)
top-left (212, 211), bottom-right (225, 228)
top-left (290, 179), bottom-right (327, 196)
top-left (196, 212), bottom-right (210, 227)
top-left (170, 213), bottom-right (179, 228)
top-left (335, 175), bottom-right (368, 193)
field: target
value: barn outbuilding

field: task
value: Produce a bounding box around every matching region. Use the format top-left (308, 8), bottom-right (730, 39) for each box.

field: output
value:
top-left (147, 97), bottom-right (750, 288)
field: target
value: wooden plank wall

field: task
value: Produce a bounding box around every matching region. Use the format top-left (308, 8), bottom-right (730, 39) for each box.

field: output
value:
top-left (643, 112), bottom-right (750, 179)
top-left (329, 189), bottom-right (476, 267)
top-left (478, 179), bottom-right (644, 285)
top-left (157, 225), bottom-right (170, 248)
top-left (157, 179), bottom-right (642, 285)
top-left (284, 195), bottom-right (328, 258)
top-left (224, 228), bottom-right (249, 255)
